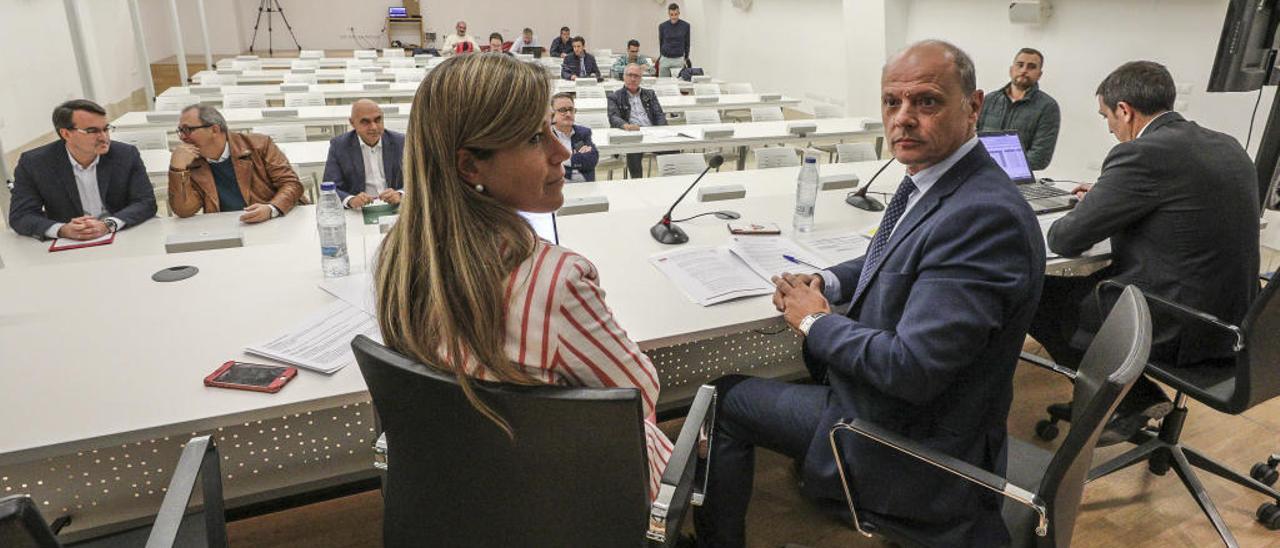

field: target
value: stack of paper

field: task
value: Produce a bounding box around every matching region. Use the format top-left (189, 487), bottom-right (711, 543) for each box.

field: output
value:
top-left (650, 235), bottom-right (837, 306)
top-left (246, 298), bottom-right (381, 374)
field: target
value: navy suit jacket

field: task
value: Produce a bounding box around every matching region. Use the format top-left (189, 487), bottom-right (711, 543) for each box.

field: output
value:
top-left (802, 144), bottom-right (1045, 545)
top-left (8, 140), bottom-right (157, 239)
top-left (566, 124), bottom-right (598, 182)
top-left (321, 130), bottom-right (405, 201)
top-left (560, 53), bottom-right (601, 81)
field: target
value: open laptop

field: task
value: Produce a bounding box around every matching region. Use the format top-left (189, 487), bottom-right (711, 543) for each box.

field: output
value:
top-left (518, 211), bottom-right (559, 244)
top-left (978, 131), bottom-right (1076, 214)
top-left (522, 46), bottom-right (545, 58)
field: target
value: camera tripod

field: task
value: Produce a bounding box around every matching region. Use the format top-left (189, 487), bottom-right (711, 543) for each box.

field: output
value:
top-left (249, 0), bottom-right (301, 54)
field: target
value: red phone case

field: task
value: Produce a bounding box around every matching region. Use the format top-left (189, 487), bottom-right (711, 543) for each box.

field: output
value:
top-left (204, 360), bottom-right (297, 393)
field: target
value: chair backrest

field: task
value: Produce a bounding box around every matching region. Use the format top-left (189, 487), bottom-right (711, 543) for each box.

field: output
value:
top-left (284, 92), bottom-right (325, 107)
top-left (385, 118), bottom-right (409, 133)
top-left (575, 87), bottom-right (605, 99)
top-left (576, 112), bottom-right (609, 130)
top-left (814, 103), bottom-right (844, 119)
top-left (290, 59), bottom-right (319, 70)
top-left (751, 107), bottom-right (784, 122)
top-left (692, 84), bottom-right (720, 96)
top-left (346, 58), bottom-right (374, 69)
top-left (0, 495), bottom-right (60, 548)
top-left (198, 73), bottom-right (237, 85)
top-left (351, 335), bottom-right (650, 547)
top-left (754, 147), bottom-right (800, 169)
top-left (344, 70), bottom-right (374, 83)
top-left (382, 48), bottom-right (406, 58)
top-left (393, 69), bottom-right (426, 83)
top-left (251, 125), bottom-right (307, 143)
top-left (657, 153), bottom-right (708, 176)
top-left (155, 94), bottom-right (199, 112)
top-left (299, 49), bottom-right (324, 59)
top-left (112, 130), bottom-right (170, 151)
top-left (655, 85), bottom-right (681, 97)
top-left (223, 93), bottom-right (267, 109)
top-left (726, 82), bottom-right (753, 94)
top-left (389, 57), bottom-right (416, 68)
top-left (1035, 285), bottom-right (1151, 547)
top-left (283, 72), bottom-right (317, 84)
top-left (354, 49), bottom-right (378, 59)
top-left (683, 109), bottom-right (721, 125)
top-left (1236, 280), bottom-right (1280, 409)
top-left (231, 59), bottom-right (261, 71)
top-left (836, 142), bottom-right (878, 163)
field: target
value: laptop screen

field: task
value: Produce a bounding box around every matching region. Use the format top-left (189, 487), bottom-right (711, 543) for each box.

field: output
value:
top-left (978, 132), bottom-right (1033, 182)
top-left (518, 211), bottom-right (559, 244)
top-left (388, 7), bottom-right (407, 17)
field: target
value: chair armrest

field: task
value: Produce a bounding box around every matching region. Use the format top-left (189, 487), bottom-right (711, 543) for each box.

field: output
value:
top-left (145, 435), bottom-right (228, 548)
top-left (647, 384), bottom-right (716, 546)
top-left (1018, 351), bottom-right (1078, 380)
top-left (829, 419), bottom-right (1048, 538)
top-left (1095, 280), bottom-right (1244, 352)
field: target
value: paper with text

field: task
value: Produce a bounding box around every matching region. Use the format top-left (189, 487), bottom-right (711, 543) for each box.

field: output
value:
top-left (728, 235), bottom-right (826, 279)
top-left (650, 246), bottom-right (773, 306)
top-left (246, 300), bottom-right (381, 374)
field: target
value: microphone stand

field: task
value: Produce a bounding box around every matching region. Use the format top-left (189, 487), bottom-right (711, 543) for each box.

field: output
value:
top-left (845, 158), bottom-right (896, 212)
top-left (650, 155), bottom-right (724, 244)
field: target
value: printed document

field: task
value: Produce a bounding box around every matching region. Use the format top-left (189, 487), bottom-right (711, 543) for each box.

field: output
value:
top-left (246, 300), bottom-right (382, 374)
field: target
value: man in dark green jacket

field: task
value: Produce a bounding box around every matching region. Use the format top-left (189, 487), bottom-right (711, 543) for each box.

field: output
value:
top-left (978, 48), bottom-right (1060, 170)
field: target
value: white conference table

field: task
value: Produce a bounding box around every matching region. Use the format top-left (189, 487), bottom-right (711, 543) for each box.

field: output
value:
top-left (115, 94), bottom-right (802, 134)
top-left (132, 118), bottom-right (876, 186)
top-left (0, 159), bottom-right (1104, 540)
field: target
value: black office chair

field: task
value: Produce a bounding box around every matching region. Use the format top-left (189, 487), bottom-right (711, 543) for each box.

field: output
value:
top-left (827, 285), bottom-right (1151, 547)
top-left (351, 335), bottom-right (715, 547)
top-left (1047, 278), bottom-right (1280, 546)
top-left (0, 436), bottom-right (227, 548)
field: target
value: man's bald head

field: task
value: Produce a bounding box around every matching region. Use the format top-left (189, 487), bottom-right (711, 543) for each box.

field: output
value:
top-left (350, 99), bottom-right (386, 146)
top-left (880, 40), bottom-right (984, 173)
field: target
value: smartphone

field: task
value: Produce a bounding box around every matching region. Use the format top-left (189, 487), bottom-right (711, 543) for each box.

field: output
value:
top-left (204, 361), bottom-right (297, 393)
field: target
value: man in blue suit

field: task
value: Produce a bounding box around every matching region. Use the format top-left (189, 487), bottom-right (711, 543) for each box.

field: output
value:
top-left (692, 41), bottom-right (1046, 547)
top-left (550, 92), bottom-right (599, 182)
top-left (9, 99), bottom-right (157, 240)
top-left (322, 99), bottom-right (405, 209)
top-left (560, 36), bottom-right (600, 81)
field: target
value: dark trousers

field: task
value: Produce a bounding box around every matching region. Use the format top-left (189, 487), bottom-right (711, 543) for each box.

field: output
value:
top-left (1027, 272), bottom-right (1107, 369)
top-left (626, 153), bottom-right (645, 178)
top-left (693, 375), bottom-right (830, 547)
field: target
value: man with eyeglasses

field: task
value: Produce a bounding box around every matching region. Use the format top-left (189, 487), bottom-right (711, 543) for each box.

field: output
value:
top-left (549, 92), bottom-right (598, 182)
top-left (9, 99), bottom-right (157, 240)
top-left (167, 104), bottom-right (304, 222)
top-left (322, 99), bottom-right (406, 208)
top-left (607, 63), bottom-right (667, 178)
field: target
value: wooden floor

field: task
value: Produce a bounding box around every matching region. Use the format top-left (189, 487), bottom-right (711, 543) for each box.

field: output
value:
top-left (226, 332), bottom-right (1280, 547)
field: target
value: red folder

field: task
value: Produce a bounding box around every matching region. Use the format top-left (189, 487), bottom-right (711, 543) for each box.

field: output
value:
top-left (49, 232), bottom-right (115, 252)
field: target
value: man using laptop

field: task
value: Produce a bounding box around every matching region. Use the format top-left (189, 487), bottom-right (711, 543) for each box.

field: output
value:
top-left (978, 48), bottom-right (1060, 170)
top-left (1030, 61), bottom-right (1259, 444)
top-left (510, 28), bottom-right (538, 55)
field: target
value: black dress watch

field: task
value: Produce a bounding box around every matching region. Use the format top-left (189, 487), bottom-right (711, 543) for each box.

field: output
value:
top-left (105, 218), bottom-right (119, 233)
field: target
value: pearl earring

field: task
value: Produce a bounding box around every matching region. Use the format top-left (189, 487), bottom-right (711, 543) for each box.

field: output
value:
top-left (474, 184), bottom-right (485, 193)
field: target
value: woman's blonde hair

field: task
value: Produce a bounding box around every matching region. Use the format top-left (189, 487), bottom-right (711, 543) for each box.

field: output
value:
top-left (375, 53), bottom-right (549, 435)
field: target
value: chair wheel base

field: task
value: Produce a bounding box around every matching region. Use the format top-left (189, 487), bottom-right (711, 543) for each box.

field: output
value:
top-left (1253, 461), bottom-right (1280, 486)
top-left (1035, 419), bottom-right (1060, 441)
top-left (1258, 502), bottom-right (1280, 530)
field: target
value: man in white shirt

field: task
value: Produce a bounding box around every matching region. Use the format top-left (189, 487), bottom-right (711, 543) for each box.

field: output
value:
top-left (322, 99), bottom-right (406, 208)
top-left (8, 99), bottom-right (157, 240)
top-left (441, 21), bottom-right (477, 55)
top-left (509, 28), bottom-right (538, 54)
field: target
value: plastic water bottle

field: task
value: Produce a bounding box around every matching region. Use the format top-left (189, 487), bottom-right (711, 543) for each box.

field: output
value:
top-left (793, 156), bottom-right (820, 232)
top-left (316, 181), bottom-right (350, 278)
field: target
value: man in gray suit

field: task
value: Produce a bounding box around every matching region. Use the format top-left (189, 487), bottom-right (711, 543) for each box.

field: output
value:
top-left (1031, 61), bottom-right (1260, 444)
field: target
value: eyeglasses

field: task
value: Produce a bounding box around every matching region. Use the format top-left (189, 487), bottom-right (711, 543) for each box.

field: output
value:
top-left (68, 125), bottom-right (115, 136)
top-left (554, 107), bottom-right (577, 114)
top-left (177, 124), bottom-right (214, 135)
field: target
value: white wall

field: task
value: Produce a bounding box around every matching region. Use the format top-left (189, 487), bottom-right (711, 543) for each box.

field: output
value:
top-left (0, 0), bottom-right (83, 153)
top-left (902, 0), bottom-right (1271, 175)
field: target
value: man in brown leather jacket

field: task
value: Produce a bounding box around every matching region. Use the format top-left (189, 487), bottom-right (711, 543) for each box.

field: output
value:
top-left (167, 104), bottom-right (304, 222)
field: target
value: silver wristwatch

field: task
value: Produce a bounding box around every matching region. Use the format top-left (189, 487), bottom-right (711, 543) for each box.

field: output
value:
top-left (798, 312), bottom-right (828, 337)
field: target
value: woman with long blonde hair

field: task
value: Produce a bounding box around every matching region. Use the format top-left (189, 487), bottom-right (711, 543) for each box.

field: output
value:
top-left (375, 53), bottom-right (672, 498)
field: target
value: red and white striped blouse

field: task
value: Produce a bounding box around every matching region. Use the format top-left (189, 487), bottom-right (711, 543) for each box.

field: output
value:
top-left (460, 239), bottom-right (674, 499)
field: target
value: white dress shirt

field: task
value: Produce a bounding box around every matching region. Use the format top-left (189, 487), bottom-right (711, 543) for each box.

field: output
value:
top-left (552, 125), bottom-right (586, 183)
top-left (360, 137), bottom-right (387, 195)
top-left (817, 136), bottom-right (980, 302)
top-left (44, 149), bottom-right (125, 239)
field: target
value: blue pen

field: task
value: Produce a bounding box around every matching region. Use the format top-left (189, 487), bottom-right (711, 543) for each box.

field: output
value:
top-left (782, 254), bottom-right (823, 269)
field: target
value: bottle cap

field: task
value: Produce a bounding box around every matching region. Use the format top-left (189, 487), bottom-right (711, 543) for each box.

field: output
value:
top-left (320, 181), bottom-right (336, 191)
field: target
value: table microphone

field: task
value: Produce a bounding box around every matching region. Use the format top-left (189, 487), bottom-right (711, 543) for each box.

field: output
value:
top-left (845, 158), bottom-right (896, 212)
top-left (650, 154), bottom-right (725, 244)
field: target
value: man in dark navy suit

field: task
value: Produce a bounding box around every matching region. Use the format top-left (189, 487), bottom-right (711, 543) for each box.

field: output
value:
top-left (9, 99), bottom-right (157, 240)
top-left (692, 40), bottom-right (1045, 547)
top-left (560, 36), bottom-right (601, 81)
top-left (321, 99), bottom-right (405, 209)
